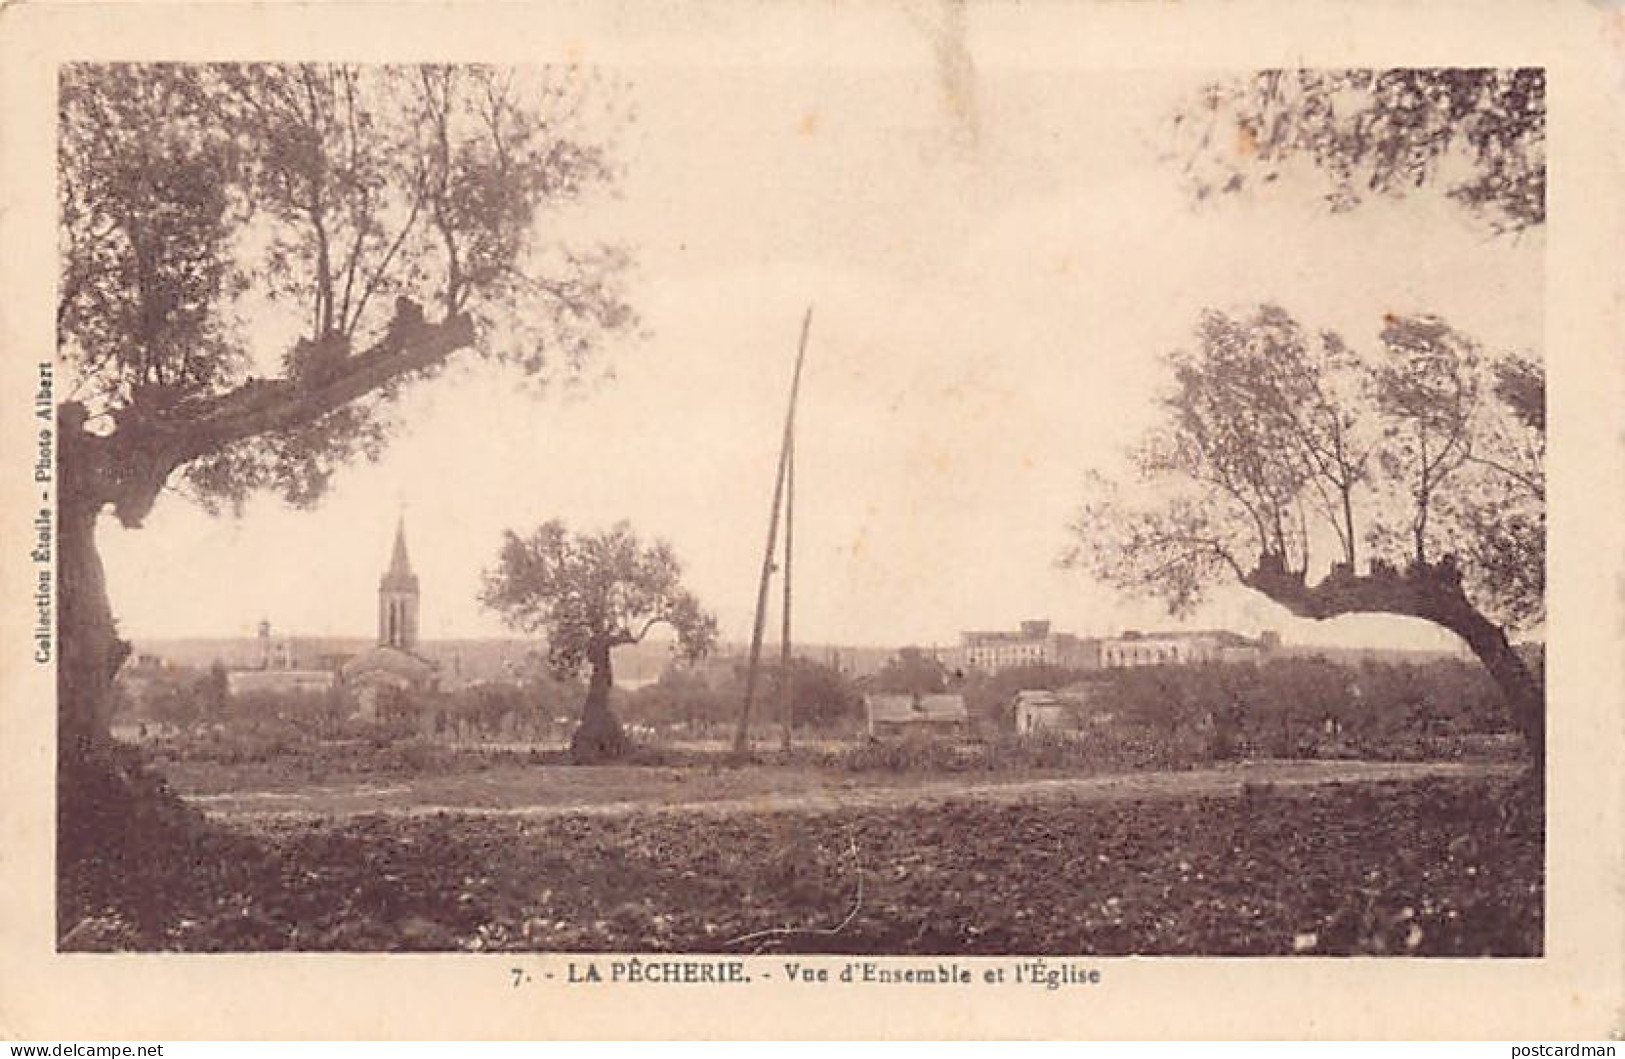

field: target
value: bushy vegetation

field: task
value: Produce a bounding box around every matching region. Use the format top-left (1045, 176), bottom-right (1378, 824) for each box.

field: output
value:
top-left (60, 773), bottom-right (1541, 956)
top-left (835, 731), bottom-right (1203, 775)
top-left (619, 658), bottom-right (864, 733)
top-left (960, 655), bottom-right (1519, 761)
top-left (1099, 656), bottom-right (1514, 759)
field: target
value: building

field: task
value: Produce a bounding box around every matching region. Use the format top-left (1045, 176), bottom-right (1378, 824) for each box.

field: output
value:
top-left (225, 619), bottom-right (339, 697)
top-left (340, 518), bottom-right (439, 721)
top-left (1098, 629), bottom-right (1279, 669)
top-left (1013, 682), bottom-right (1113, 735)
top-left (865, 692), bottom-right (969, 738)
top-left (957, 619), bottom-right (1098, 673)
top-left (1013, 690), bottom-right (1069, 735)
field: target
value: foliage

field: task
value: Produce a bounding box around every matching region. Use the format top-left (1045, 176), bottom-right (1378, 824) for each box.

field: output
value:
top-left (765, 658), bottom-right (865, 729)
top-left (1144, 68), bottom-right (1546, 757)
top-left (1064, 305), bottom-right (1545, 756)
top-left (227, 686), bottom-right (352, 734)
top-left (623, 668), bottom-right (734, 728)
top-left (868, 647), bottom-right (950, 696)
top-left (59, 63), bottom-right (636, 517)
top-left (1070, 306), bottom-right (1541, 624)
top-left (836, 731), bottom-right (1196, 775)
top-left (1094, 657), bottom-right (1512, 761)
top-left (623, 657), bottom-right (864, 732)
top-left (479, 520), bottom-right (717, 762)
top-left (479, 520), bottom-right (718, 680)
top-left (957, 664), bottom-right (1086, 731)
top-left (60, 776), bottom-right (1542, 956)
top-left (1172, 68), bottom-right (1545, 232)
top-left (140, 672), bottom-right (211, 730)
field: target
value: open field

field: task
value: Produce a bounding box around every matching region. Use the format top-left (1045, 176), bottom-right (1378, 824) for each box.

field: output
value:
top-left (165, 756), bottom-right (1522, 819)
top-left (62, 751), bottom-right (1541, 956)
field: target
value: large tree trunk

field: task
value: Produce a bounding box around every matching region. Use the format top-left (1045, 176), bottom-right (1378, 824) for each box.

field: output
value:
top-left (58, 497), bottom-right (124, 758)
top-left (1442, 607), bottom-right (1544, 769)
top-left (569, 640), bottom-right (629, 764)
top-left (51, 306), bottom-right (475, 753)
top-left (57, 407), bottom-right (136, 761)
top-left (1246, 555), bottom-right (1544, 775)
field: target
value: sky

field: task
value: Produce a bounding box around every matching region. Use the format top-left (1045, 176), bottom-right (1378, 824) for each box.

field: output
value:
top-left (97, 61), bottom-right (1543, 652)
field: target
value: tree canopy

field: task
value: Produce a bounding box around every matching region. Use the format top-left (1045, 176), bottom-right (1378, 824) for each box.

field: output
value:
top-left (1171, 68), bottom-right (1545, 232)
top-left (58, 62), bottom-right (635, 523)
top-left (1108, 65), bottom-right (1549, 766)
top-left (869, 647), bottom-right (951, 696)
top-left (479, 520), bottom-right (717, 761)
top-left (56, 63), bottom-right (637, 751)
top-left (1063, 306), bottom-right (1545, 758)
top-left (480, 520), bottom-right (717, 677)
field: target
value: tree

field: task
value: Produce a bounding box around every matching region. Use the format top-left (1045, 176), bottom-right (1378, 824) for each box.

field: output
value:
top-left (57, 64), bottom-right (636, 758)
top-left (1171, 68), bottom-right (1545, 232)
top-left (869, 647), bottom-right (950, 696)
top-left (142, 672), bottom-right (207, 732)
top-left (204, 660), bottom-right (230, 719)
top-left (478, 521), bottom-right (718, 762)
top-left (958, 663), bottom-right (1080, 731)
top-left (625, 668), bottom-right (733, 731)
top-left (1064, 306), bottom-right (1545, 766)
top-left (767, 658), bottom-right (865, 730)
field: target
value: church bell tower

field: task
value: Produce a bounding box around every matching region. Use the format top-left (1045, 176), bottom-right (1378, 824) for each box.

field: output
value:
top-left (378, 517), bottom-right (420, 651)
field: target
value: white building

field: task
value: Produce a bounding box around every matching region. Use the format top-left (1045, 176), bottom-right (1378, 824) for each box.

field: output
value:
top-left (1098, 630), bottom-right (1279, 669)
top-left (957, 620), bottom-right (1097, 672)
top-left (1013, 683), bottom-right (1113, 735)
top-left (225, 619), bottom-right (338, 696)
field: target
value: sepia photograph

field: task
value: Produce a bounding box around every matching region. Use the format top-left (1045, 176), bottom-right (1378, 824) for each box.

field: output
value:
top-left (52, 54), bottom-right (1548, 958)
top-left (4, 0), bottom-right (1623, 1042)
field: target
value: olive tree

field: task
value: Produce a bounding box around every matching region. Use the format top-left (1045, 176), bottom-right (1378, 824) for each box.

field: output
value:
top-left (479, 520), bottom-right (717, 762)
top-left (1064, 306), bottom-right (1545, 765)
top-left (57, 63), bottom-right (636, 755)
top-left (1171, 68), bottom-right (1544, 232)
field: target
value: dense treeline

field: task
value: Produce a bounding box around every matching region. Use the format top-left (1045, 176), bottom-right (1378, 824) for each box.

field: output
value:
top-left (121, 648), bottom-right (1529, 764)
top-left (968, 654), bottom-right (1521, 761)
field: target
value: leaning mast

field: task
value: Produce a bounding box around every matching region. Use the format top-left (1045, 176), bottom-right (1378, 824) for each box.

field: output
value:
top-left (733, 307), bottom-right (813, 757)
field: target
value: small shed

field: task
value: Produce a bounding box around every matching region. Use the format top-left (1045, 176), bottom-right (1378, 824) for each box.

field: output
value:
top-left (865, 693), bottom-right (969, 739)
top-left (1014, 682), bottom-right (1114, 736)
top-left (1014, 689), bottom-right (1070, 735)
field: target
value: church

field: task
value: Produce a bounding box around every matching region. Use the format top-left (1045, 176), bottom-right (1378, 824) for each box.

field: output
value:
top-left (341, 517), bottom-right (440, 721)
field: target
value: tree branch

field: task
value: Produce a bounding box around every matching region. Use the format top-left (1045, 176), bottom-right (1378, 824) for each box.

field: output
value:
top-left (83, 303), bottom-right (475, 528)
top-left (1463, 451), bottom-right (1544, 498)
top-left (177, 306), bottom-right (474, 457)
top-left (1243, 552), bottom-right (1472, 627)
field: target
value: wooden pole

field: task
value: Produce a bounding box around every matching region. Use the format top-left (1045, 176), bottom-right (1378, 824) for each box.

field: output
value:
top-left (733, 306), bottom-right (813, 757)
top-left (779, 435), bottom-right (795, 753)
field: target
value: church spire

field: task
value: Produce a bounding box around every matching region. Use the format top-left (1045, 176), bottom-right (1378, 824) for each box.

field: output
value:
top-left (381, 515), bottom-right (418, 592)
top-left (378, 515), bottom-right (420, 650)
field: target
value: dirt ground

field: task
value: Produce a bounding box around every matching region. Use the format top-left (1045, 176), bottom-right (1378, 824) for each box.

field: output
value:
top-left (166, 757), bottom-right (1522, 820)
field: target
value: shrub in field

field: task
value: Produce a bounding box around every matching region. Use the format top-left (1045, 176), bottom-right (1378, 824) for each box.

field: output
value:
top-left (868, 648), bottom-right (952, 696)
top-left (840, 736), bottom-right (968, 773)
top-left (389, 739), bottom-right (456, 774)
top-left (227, 687), bottom-right (352, 738)
top-left (836, 729), bottom-right (1207, 774)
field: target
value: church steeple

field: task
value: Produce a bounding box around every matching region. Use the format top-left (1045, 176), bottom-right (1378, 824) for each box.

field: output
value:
top-left (381, 516), bottom-right (418, 592)
top-left (378, 516), bottom-right (420, 650)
